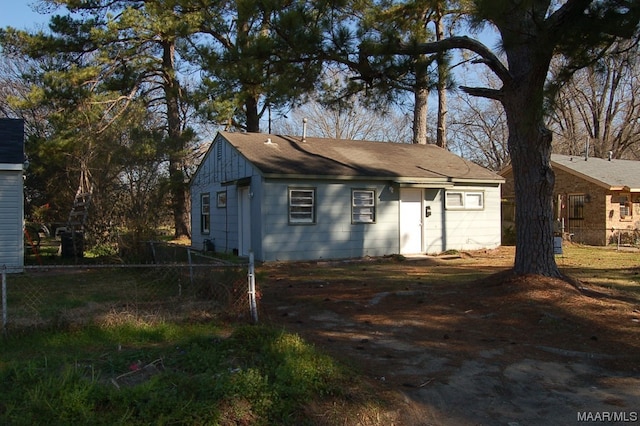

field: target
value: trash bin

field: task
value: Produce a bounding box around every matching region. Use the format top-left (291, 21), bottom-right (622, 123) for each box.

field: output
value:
top-left (203, 239), bottom-right (215, 252)
top-left (61, 231), bottom-right (84, 258)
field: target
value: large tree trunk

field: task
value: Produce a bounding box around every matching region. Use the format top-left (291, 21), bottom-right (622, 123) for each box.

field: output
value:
top-left (502, 44), bottom-right (560, 277)
top-left (163, 40), bottom-right (191, 239)
top-left (245, 96), bottom-right (260, 132)
top-left (507, 120), bottom-right (559, 276)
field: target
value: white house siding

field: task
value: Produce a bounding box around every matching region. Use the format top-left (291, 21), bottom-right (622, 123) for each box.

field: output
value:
top-left (424, 188), bottom-right (445, 253)
top-left (259, 180), bottom-right (399, 261)
top-left (0, 168), bottom-right (24, 270)
top-left (440, 184), bottom-right (502, 252)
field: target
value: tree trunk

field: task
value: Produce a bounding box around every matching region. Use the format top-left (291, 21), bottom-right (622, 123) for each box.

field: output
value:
top-left (162, 39), bottom-right (191, 239)
top-left (245, 96), bottom-right (260, 132)
top-left (413, 62), bottom-right (429, 144)
top-left (435, 10), bottom-right (447, 149)
top-left (503, 67), bottom-right (561, 277)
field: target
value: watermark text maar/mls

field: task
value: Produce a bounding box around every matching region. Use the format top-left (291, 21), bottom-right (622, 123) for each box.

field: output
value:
top-left (577, 411), bottom-right (638, 423)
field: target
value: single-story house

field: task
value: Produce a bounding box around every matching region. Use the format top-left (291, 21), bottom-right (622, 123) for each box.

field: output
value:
top-left (501, 153), bottom-right (640, 246)
top-left (190, 131), bottom-right (505, 262)
top-left (0, 118), bottom-right (25, 271)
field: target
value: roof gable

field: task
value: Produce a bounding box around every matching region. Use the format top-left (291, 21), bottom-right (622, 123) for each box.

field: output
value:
top-left (219, 131), bottom-right (503, 183)
top-left (551, 154), bottom-right (640, 191)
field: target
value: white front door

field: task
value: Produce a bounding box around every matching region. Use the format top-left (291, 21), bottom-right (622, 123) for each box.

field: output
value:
top-left (238, 187), bottom-right (251, 256)
top-left (400, 188), bottom-right (423, 254)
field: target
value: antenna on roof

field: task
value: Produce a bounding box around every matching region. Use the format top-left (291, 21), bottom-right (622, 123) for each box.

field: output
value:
top-left (302, 117), bottom-right (308, 143)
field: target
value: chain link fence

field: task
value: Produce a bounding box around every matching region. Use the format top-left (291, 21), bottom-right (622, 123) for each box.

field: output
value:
top-left (503, 225), bottom-right (640, 248)
top-left (1, 257), bottom-right (257, 334)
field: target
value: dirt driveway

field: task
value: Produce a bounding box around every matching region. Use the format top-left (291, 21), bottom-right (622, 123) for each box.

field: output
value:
top-left (259, 247), bottom-right (640, 425)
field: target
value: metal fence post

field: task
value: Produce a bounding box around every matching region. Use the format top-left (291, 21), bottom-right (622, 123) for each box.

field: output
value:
top-left (2, 265), bottom-right (7, 335)
top-left (187, 249), bottom-right (194, 288)
top-left (248, 252), bottom-right (258, 323)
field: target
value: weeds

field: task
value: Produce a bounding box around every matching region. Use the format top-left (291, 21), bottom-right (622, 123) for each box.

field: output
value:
top-left (0, 323), bottom-right (352, 425)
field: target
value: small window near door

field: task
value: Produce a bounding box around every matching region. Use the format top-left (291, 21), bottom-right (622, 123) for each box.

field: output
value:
top-left (289, 188), bottom-right (315, 224)
top-left (445, 191), bottom-right (484, 210)
top-left (201, 193), bottom-right (210, 234)
top-left (620, 195), bottom-right (632, 219)
top-left (352, 189), bottom-right (376, 223)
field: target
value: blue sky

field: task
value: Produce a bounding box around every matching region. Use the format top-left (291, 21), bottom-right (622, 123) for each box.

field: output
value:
top-left (0, 2), bottom-right (52, 30)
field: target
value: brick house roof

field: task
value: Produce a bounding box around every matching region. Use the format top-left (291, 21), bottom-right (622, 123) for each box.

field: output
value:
top-left (551, 154), bottom-right (640, 192)
top-left (219, 131), bottom-right (504, 184)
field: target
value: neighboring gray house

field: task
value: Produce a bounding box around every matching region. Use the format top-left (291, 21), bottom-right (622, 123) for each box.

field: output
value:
top-left (190, 131), bottom-right (504, 262)
top-left (0, 119), bottom-right (25, 271)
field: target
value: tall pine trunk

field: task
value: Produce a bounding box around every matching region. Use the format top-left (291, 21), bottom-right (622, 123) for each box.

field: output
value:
top-left (245, 96), bottom-right (260, 133)
top-left (162, 40), bottom-right (191, 239)
top-left (502, 41), bottom-right (560, 277)
top-left (413, 60), bottom-right (429, 144)
top-left (434, 9), bottom-right (447, 149)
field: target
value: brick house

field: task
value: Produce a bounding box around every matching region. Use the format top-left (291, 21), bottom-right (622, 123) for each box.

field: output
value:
top-left (501, 154), bottom-right (640, 246)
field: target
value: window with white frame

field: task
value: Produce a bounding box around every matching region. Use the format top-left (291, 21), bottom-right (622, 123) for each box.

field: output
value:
top-left (201, 193), bottom-right (210, 234)
top-left (289, 188), bottom-right (315, 224)
top-left (445, 190), bottom-right (484, 210)
top-left (352, 189), bottom-right (376, 223)
top-left (619, 195), bottom-right (632, 219)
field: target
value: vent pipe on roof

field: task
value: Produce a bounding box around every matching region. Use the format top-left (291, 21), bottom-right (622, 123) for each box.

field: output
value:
top-left (608, 151), bottom-right (613, 161)
top-left (585, 138), bottom-right (589, 161)
top-left (302, 117), bottom-right (308, 143)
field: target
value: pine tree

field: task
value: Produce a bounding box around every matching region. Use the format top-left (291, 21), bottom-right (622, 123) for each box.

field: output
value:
top-left (387, 0), bottom-right (640, 276)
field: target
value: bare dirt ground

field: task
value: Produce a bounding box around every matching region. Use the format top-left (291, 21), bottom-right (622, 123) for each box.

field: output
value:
top-left (259, 247), bottom-right (640, 425)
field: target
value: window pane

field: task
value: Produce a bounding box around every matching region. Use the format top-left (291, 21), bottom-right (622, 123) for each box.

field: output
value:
top-left (620, 196), bottom-right (630, 218)
top-left (353, 191), bottom-right (374, 206)
top-left (352, 190), bottom-right (375, 223)
top-left (446, 192), bottom-right (463, 208)
top-left (289, 189), bottom-right (315, 223)
top-left (465, 192), bottom-right (483, 209)
top-left (201, 193), bottom-right (210, 233)
top-left (201, 194), bottom-right (210, 214)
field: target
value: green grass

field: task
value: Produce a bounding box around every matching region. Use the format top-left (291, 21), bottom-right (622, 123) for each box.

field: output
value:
top-left (7, 244), bottom-right (637, 424)
top-left (0, 323), bottom-right (352, 425)
top-left (557, 245), bottom-right (640, 294)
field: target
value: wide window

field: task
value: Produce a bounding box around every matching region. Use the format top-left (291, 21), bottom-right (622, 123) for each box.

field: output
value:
top-left (352, 189), bottom-right (376, 223)
top-left (445, 191), bottom-right (484, 210)
top-left (289, 188), bottom-right (315, 224)
top-left (201, 193), bottom-right (210, 234)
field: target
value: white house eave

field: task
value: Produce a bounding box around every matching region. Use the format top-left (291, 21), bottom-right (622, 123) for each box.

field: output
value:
top-left (262, 173), bottom-right (395, 181)
top-left (260, 173), bottom-right (503, 187)
top-left (0, 163), bottom-right (23, 171)
top-left (450, 178), bottom-right (505, 185)
top-left (394, 179), bottom-right (454, 188)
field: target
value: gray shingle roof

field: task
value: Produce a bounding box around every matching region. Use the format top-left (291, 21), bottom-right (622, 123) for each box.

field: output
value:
top-left (220, 132), bottom-right (503, 183)
top-left (551, 154), bottom-right (640, 191)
